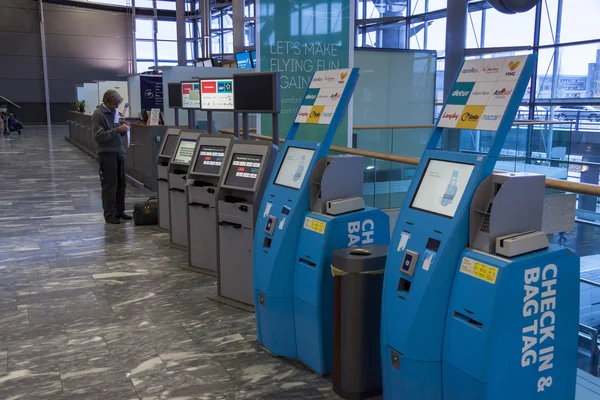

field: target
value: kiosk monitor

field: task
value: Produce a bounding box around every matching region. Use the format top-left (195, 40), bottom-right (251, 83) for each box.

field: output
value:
top-left (250, 50), bottom-right (257, 68)
top-left (173, 138), bottom-right (197, 164)
top-left (168, 82), bottom-right (182, 109)
top-left (410, 159), bottom-right (474, 218)
top-left (224, 153), bottom-right (263, 189)
top-left (193, 145), bottom-right (226, 175)
top-left (235, 52), bottom-right (252, 69)
top-left (161, 134), bottom-right (180, 157)
top-left (200, 79), bottom-right (234, 111)
top-left (181, 81), bottom-right (200, 109)
top-left (274, 146), bottom-right (315, 190)
top-left (233, 72), bottom-right (280, 113)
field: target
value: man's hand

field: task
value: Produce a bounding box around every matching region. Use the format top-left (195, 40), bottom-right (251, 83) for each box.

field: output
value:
top-left (117, 124), bottom-right (129, 134)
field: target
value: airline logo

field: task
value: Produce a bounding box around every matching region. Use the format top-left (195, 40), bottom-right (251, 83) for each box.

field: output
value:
top-left (488, 80), bottom-right (517, 106)
top-left (477, 58), bottom-right (505, 81)
top-left (306, 105), bottom-right (325, 124)
top-left (311, 69), bottom-right (352, 88)
top-left (340, 72), bottom-right (348, 80)
top-left (303, 89), bottom-right (320, 106)
top-left (467, 82), bottom-right (494, 105)
top-left (447, 82), bottom-right (475, 105)
top-left (316, 88), bottom-right (342, 106)
top-left (477, 106), bottom-right (507, 131)
top-left (437, 105), bottom-right (465, 128)
top-left (201, 81), bottom-right (217, 93)
top-left (456, 105), bottom-right (486, 129)
top-left (316, 106), bottom-right (337, 125)
top-left (500, 56), bottom-right (526, 80)
top-left (295, 106), bottom-right (313, 123)
top-left (457, 59), bottom-right (483, 82)
top-left (217, 81), bottom-right (233, 93)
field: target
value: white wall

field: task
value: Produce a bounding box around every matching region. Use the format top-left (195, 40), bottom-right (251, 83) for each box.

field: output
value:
top-left (83, 82), bottom-right (98, 114)
top-left (97, 80), bottom-right (129, 115)
top-left (127, 75), bottom-right (141, 118)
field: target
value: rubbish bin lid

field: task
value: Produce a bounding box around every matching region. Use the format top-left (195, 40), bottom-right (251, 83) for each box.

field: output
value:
top-left (332, 244), bottom-right (388, 274)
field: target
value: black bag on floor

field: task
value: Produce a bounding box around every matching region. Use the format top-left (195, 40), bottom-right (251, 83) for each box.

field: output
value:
top-left (133, 197), bottom-right (158, 226)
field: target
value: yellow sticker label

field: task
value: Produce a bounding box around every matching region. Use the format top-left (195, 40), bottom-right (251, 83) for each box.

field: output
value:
top-left (306, 106), bottom-right (325, 124)
top-left (304, 217), bottom-right (326, 234)
top-left (459, 257), bottom-right (498, 284)
top-left (456, 105), bottom-right (486, 130)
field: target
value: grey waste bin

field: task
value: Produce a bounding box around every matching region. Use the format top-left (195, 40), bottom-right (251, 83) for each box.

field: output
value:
top-left (331, 244), bottom-right (388, 400)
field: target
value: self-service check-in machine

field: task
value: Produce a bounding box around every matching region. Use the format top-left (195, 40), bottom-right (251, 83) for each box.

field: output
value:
top-left (254, 68), bottom-right (361, 358)
top-left (380, 55), bottom-right (581, 399)
top-left (168, 130), bottom-right (204, 248)
top-left (157, 128), bottom-right (181, 230)
top-left (293, 155), bottom-right (390, 375)
top-left (185, 134), bottom-right (235, 275)
top-left (441, 171), bottom-right (579, 399)
top-left (213, 141), bottom-right (277, 308)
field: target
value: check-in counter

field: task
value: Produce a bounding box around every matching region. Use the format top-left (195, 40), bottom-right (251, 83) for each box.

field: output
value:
top-left (66, 112), bottom-right (170, 192)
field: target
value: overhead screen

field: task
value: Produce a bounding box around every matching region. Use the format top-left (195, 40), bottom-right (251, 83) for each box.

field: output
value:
top-left (181, 81), bottom-right (200, 109)
top-left (193, 145), bottom-right (226, 174)
top-left (410, 159), bottom-right (475, 218)
top-left (233, 73), bottom-right (279, 113)
top-left (274, 146), bottom-right (315, 190)
top-left (200, 79), bottom-right (234, 111)
top-left (250, 51), bottom-right (257, 68)
top-left (168, 83), bottom-right (182, 109)
top-left (173, 139), bottom-right (197, 164)
top-left (235, 52), bottom-right (253, 69)
top-left (161, 134), bottom-right (179, 156)
top-left (225, 153), bottom-right (263, 189)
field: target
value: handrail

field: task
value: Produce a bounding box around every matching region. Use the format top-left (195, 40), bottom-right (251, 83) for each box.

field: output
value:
top-left (353, 124), bottom-right (434, 130)
top-left (227, 132), bottom-right (600, 198)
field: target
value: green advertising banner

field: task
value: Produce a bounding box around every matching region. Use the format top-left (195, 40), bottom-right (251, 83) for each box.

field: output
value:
top-left (257, 0), bottom-right (353, 147)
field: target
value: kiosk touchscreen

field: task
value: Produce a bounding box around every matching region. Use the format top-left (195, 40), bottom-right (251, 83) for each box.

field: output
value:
top-left (168, 131), bottom-right (204, 248)
top-left (156, 128), bottom-right (181, 231)
top-left (213, 142), bottom-right (278, 309)
top-left (186, 135), bottom-right (235, 275)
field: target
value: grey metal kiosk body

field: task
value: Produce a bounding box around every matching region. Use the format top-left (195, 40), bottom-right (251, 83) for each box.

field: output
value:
top-left (168, 131), bottom-right (204, 248)
top-left (215, 141), bottom-right (278, 308)
top-left (186, 135), bottom-right (235, 275)
top-left (157, 128), bottom-right (181, 231)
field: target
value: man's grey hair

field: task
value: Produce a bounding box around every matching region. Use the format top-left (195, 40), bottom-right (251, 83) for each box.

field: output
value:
top-left (102, 89), bottom-right (124, 105)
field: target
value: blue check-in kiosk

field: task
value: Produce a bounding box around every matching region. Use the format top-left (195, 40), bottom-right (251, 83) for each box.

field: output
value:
top-left (380, 54), bottom-right (581, 399)
top-left (293, 155), bottom-right (390, 375)
top-left (254, 68), bottom-right (361, 358)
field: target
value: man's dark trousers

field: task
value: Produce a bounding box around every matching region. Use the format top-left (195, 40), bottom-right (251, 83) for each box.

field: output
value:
top-left (99, 154), bottom-right (126, 220)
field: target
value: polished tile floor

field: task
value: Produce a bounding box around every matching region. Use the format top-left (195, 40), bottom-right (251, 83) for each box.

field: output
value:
top-left (0, 127), bottom-right (338, 399)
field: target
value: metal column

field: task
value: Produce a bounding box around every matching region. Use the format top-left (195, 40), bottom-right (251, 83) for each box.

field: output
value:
top-left (176, 0), bottom-right (186, 66)
top-left (38, 0), bottom-right (52, 135)
top-left (232, 0), bottom-right (245, 53)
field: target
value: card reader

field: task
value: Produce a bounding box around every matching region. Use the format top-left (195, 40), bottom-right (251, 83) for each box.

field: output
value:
top-left (326, 197), bottom-right (365, 215)
top-left (495, 231), bottom-right (548, 258)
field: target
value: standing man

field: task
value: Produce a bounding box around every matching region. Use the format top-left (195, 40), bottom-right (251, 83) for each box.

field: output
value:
top-left (92, 90), bottom-right (132, 225)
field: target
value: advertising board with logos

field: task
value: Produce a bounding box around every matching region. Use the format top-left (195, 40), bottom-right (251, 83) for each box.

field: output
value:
top-left (294, 69), bottom-right (351, 125)
top-left (438, 56), bottom-right (528, 132)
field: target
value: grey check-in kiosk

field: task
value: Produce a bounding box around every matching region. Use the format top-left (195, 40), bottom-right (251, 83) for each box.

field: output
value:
top-left (168, 130), bottom-right (203, 248)
top-left (214, 141), bottom-right (278, 308)
top-left (186, 135), bottom-right (235, 275)
top-left (157, 128), bottom-right (181, 231)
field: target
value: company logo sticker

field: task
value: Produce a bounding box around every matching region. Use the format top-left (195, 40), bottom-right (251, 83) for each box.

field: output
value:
top-left (477, 106), bottom-right (507, 131)
top-left (306, 105), bottom-right (325, 124)
top-left (217, 81), bottom-right (233, 93)
top-left (447, 82), bottom-right (475, 105)
top-left (457, 59), bottom-right (484, 82)
top-left (500, 56), bottom-right (527, 80)
top-left (467, 81), bottom-right (495, 105)
top-left (437, 105), bottom-right (465, 129)
top-left (477, 58), bottom-right (505, 82)
top-left (509, 61), bottom-right (520, 71)
top-left (340, 72), bottom-right (348, 80)
top-left (456, 105), bottom-right (486, 129)
top-left (302, 88), bottom-right (320, 106)
top-left (488, 80), bottom-right (517, 106)
top-left (316, 106), bottom-right (337, 125)
top-left (295, 105), bottom-right (313, 123)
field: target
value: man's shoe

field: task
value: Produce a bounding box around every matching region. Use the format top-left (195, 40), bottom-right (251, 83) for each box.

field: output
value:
top-left (117, 213), bottom-right (133, 221)
top-left (105, 217), bottom-right (121, 225)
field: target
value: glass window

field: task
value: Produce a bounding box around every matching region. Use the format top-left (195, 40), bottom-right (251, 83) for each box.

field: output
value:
top-left (136, 40), bottom-right (154, 59)
top-left (410, 18), bottom-right (446, 52)
top-left (482, 7), bottom-right (535, 48)
top-left (244, 21), bottom-right (255, 47)
top-left (156, 1), bottom-right (176, 10)
top-left (211, 33), bottom-right (222, 54)
top-left (223, 10), bottom-right (234, 29)
top-left (540, 0), bottom-right (600, 46)
top-left (135, 0), bottom-right (154, 8)
top-left (137, 61), bottom-right (155, 73)
top-left (157, 40), bottom-right (178, 60)
top-left (157, 20), bottom-right (177, 41)
top-left (223, 30), bottom-right (234, 54)
top-left (186, 41), bottom-right (196, 60)
top-left (245, 0), bottom-right (255, 18)
top-left (136, 18), bottom-right (153, 40)
top-left (466, 10), bottom-right (482, 48)
top-left (211, 13), bottom-right (221, 29)
top-left (185, 22), bottom-right (196, 40)
top-left (157, 61), bottom-right (178, 66)
top-left (411, 0), bottom-right (446, 15)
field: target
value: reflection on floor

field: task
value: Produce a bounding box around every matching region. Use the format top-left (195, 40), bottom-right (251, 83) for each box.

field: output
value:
top-left (0, 127), bottom-right (338, 399)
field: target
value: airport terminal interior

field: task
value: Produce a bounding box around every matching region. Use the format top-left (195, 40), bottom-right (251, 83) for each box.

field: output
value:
top-left (2, 0), bottom-right (600, 399)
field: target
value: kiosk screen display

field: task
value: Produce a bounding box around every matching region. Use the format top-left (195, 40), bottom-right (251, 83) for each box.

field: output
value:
top-left (235, 52), bottom-right (252, 69)
top-left (250, 51), bottom-right (257, 68)
top-left (161, 135), bottom-right (179, 157)
top-left (173, 139), bottom-right (197, 164)
top-left (181, 82), bottom-right (200, 109)
top-left (410, 159), bottom-right (475, 218)
top-left (233, 73), bottom-right (279, 113)
top-left (200, 79), bottom-right (234, 111)
top-left (168, 83), bottom-right (182, 108)
top-left (225, 154), bottom-right (263, 189)
top-left (193, 145), bottom-right (226, 174)
top-left (274, 146), bottom-right (315, 190)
